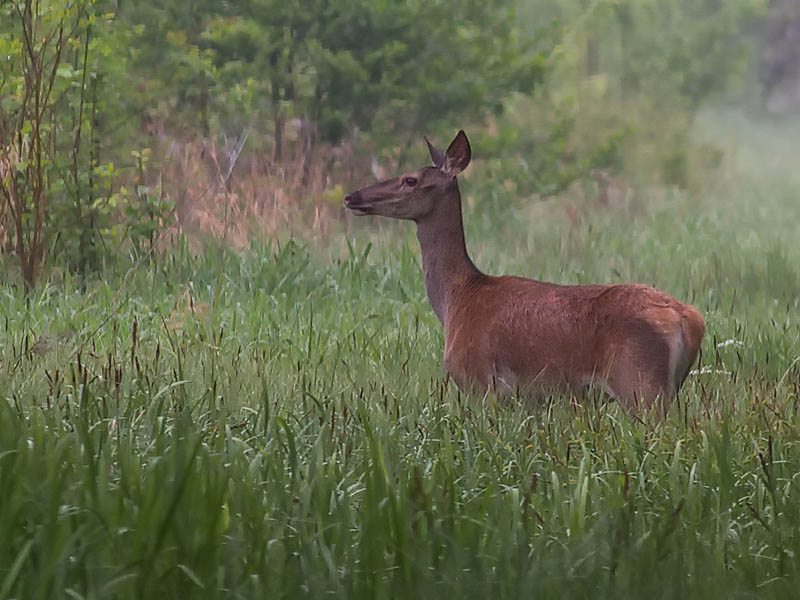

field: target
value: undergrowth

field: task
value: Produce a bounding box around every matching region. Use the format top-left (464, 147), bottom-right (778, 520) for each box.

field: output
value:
top-left (0, 111), bottom-right (799, 599)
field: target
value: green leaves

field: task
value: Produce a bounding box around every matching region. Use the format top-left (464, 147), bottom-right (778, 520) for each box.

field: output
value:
top-left (124, 0), bottom-right (547, 148)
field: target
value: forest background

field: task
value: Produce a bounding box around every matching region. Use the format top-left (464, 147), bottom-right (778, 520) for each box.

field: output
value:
top-left (2, 0), bottom-right (798, 284)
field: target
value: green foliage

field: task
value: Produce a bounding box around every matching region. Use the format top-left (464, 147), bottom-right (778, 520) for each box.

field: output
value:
top-left (498, 0), bottom-right (766, 192)
top-left (118, 148), bottom-right (176, 255)
top-left (1, 111), bottom-right (799, 597)
top-left (0, 0), bottom-right (776, 284)
top-left (0, 1), bottom-right (167, 286)
top-left (185, 0), bottom-right (545, 144)
top-left (0, 0), bottom-right (99, 286)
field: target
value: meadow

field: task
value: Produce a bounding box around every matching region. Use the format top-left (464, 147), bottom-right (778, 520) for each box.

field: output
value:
top-left (1, 111), bottom-right (799, 599)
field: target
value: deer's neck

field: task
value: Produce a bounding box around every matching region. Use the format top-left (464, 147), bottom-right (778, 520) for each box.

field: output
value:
top-left (415, 182), bottom-right (481, 325)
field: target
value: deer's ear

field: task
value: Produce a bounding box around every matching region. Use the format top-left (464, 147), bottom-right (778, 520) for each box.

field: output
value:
top-left (425, 137), bottom-right (445, 168)
top-left (443, 130), bottom-right (471, 176)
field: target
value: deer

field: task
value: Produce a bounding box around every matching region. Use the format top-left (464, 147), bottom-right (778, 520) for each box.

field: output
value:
top-left (343, 130), bottom-right (705, 413)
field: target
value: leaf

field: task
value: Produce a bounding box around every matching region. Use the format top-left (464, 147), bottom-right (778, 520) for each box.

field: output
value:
top-left (56, 65), bottom-right (74, 79)
top-left (0, 538), bottom-right (33, 598)
top-left (177, 564), bottom-right (205, 588)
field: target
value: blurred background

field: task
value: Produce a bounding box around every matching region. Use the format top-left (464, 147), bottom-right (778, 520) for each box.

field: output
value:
top-left (1, 0), bottom-right (799, 286)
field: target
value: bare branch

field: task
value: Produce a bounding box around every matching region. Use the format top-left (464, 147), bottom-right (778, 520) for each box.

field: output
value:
top-left (224, 127), bottom-right (250, 190)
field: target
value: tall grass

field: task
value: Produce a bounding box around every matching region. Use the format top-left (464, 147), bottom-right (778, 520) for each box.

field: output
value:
top-left (0, 111), bottom-right (799, 599)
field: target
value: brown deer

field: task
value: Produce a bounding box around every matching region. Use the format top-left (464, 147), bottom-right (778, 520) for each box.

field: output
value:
top-left (343, 130), bottom-right (705, 412)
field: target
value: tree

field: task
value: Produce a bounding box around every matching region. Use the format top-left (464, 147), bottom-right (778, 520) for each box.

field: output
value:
top-left (0, 0), bottom-right (95, 287)
top-left (759, 0), bottom-right (800, 111)
top-left (130, 0), bottom-right (546, 154)
top-left (0, 0), bottom-right (142, 287)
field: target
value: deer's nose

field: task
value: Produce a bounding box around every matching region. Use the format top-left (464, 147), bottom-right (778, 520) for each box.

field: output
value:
top-left (343, 192), bottom-right (361, 208)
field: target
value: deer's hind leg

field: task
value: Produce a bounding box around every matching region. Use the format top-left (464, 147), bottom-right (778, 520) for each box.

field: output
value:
top-left (603, 322), bottom-right (675, 413)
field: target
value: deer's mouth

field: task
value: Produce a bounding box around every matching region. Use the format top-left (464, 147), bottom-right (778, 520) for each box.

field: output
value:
top-left (343, 192), bottom-right (373, 215)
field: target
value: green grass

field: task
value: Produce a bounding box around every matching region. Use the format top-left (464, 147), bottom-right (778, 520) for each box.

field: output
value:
top-left (1, 112), bottom-right (799, 599)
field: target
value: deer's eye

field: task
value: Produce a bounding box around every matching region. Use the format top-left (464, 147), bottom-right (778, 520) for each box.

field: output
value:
top-left (403, 176), bottom-right (418, 187)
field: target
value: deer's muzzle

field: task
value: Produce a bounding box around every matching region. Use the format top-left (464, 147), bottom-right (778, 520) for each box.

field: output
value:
top-left (343, 191), bottom-right (370, 214)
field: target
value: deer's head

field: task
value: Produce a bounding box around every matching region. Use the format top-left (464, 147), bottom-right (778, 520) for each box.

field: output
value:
top-left (344, 130), bottom-right (471, 221)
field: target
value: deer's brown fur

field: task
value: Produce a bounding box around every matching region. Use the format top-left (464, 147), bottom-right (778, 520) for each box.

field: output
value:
top-left (344, 130), bottom-right (705, 412)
